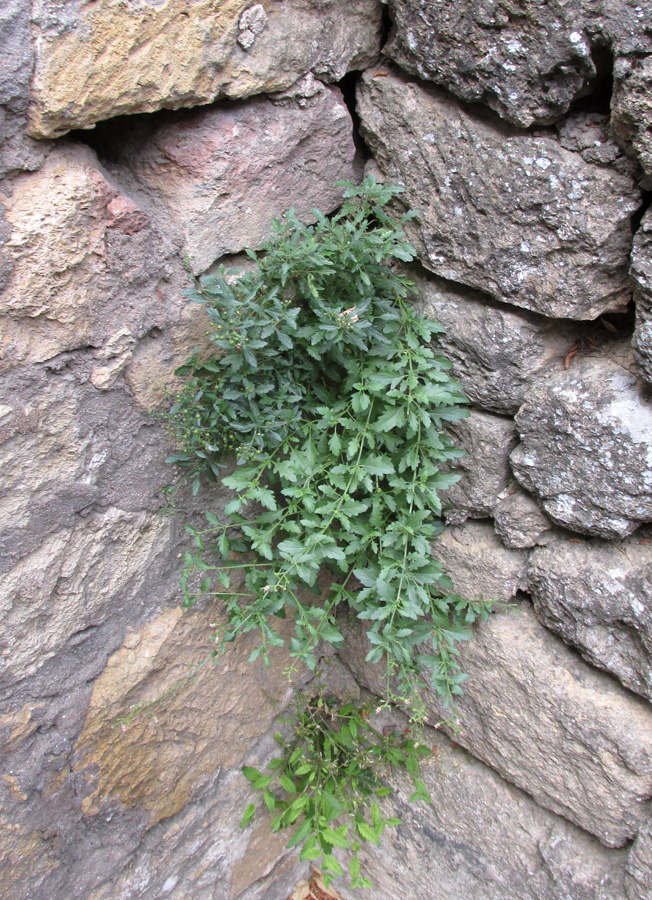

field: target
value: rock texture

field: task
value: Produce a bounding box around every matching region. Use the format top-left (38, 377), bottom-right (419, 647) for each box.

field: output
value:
top-left (494, 488), bottom-right (553, 549)
top-left (358, 69), bottom-right (640, 320)
top-left (385, 0), bottom-right (595, 128)
top-left (384, 0), bottom-right (652, 181)
top-left (28, 0), bottom-right (382, 138)
top-left (442, 411), bottom-right (517, 524)
top-left (419, 271), bottom-right (581, 413)
top-left (350, 726), bottom-right (627, 900)
top-left (626, 817), bottom-right (652, 900)
top-left (434, 520), bottom-right (529, 604)
top-left (340, 606), bottom-right (652, 848)
top-left (612, 54), bottom-right (652, 181)
top-left (632, 207), bottom-right (652, 384)
top-left (528, 532), bottom-right (652, 699)
top-left (111, 86), bottom-right (356, 273)
top-left (0, 143), bottom-right (181, 372)
top-left (511, 348), bottom-right (652, 539)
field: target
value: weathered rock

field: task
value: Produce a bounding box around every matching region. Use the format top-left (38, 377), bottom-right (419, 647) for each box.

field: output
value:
top-left (358, 69), bottom-right (640, 319)
top-left (511, 347), bottom-right (652, 539)
top-left (442, 411), bottom-right (518, 524)
top-left (384, 0), bottom-right (652, 180)
top-left (556, 111), bottom-right (642, 180)
top-left (528, 531), bottom-right (652, 699)
top-left (632, 207), bottom-right (652, 384)
top-left (419, 271), bottom-right (581, 414)
top-left (0, 0), bottom-right (50, 178)
top-left (112, 87), bottom-right (356, 274)
top-left (0, 365), bottom-right (176, 575)
top-left (0, 142), bottom-right (183, 372)
top-left (0, 601), bottom-right (308, 900)
top-left (340, 605), bottom-right (652, 847)
top-left (626, 817), bottom-right (652, 900)
top-left (0, 509), bottom-right (170, 684)
top-left (612, 54), bottom-right (652, 181)
top-left (28, 0), bottom-right (382, 138)
top-left (385, 0), bottom-right (595, 128)
top-left (434, 520), bottom-right (529, 603)
top-left (349, 726), bottom-right (627, 900)
top-left (494, 488), bottom-right (554, 549)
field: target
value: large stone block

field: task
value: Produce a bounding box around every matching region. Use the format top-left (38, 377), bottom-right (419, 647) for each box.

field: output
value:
top-left (419, 271), bottom-right (581, 414)
top-left (358, 69), bottom-right (640, 320)
top-left (0, 143), bottom-right (182, 372)
top-left (384, 0), bottom-right (652, 179)
top-left (0, 508), bottom-right (170, 684)
top-left (28, 0), bottom-right (382, 138)
top-left (511, 347), bottom-right (652, 539)
top-left (340, 606), bottom-right (652, 847)
top-left (385, 0), bottom-right (594, 128)
top-left (112, 86), bottom-right (356, 274)
top-left (528, 532), bottom-right (652, 699)
top-left (434, 520), bottom-right (529, 604)
top-left (632, 208), bottom-right (652, 384)
top-left (350, 725), bottom-right (627, 900)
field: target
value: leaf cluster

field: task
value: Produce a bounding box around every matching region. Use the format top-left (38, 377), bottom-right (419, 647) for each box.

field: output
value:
top-left (165, 176), bottom-right (491, 713)
top-left (240, 692), bottom-right (432, 890)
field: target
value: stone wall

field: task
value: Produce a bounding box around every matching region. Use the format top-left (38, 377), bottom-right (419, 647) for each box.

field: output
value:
top-left (1, 2), bottom-right (651, 899)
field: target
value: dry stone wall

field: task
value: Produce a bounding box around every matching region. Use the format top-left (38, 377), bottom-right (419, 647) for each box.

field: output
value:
top-left (1, 1), bottom-right (652, 899)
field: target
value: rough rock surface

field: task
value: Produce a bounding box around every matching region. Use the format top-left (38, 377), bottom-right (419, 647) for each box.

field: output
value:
top-left (0, 0), bottom-right (50, 177)
top-left (384, 0), bottom-right (652, 180)
top-left (358, 69), bottom-right (640, 319)
top-left (111, 87), bottom-right (356, 273)
top-left (0, 142), bottom-right (182, 372)
top-left (556, 111), bottom-right (642, 180)
top-left (442, 411), bottom-right (517, 524)
top-left (385, 0), bottom-right (595, 128)
top-left (419, 271), bottom-right (581, 413)
top-left (28, 0), bottom-right (382, 138)
top-left (0, 601), bottom-right (309, 900)
top-left (632, 207), bottom-right (652, 384)
top-left (511, 347), bottom-right (652, 539)
top-left (528, 531), bottom-right (652, 699)
top-left (348, 726), bottom-right (627, 900)
top-left (612, 54), bottom-right (652, 181)
top-left (626, 817), bottom-right (652, 900)
top-left (494, 488), bottom-right (553, 549)
top-left (434, 520), bottom-right (529, 604)
top-left (340, 605), bottom-right (652, 848)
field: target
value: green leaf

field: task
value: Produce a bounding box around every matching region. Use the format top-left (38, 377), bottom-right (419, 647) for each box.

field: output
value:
top-left (239, 803), bottom-right (255, 828)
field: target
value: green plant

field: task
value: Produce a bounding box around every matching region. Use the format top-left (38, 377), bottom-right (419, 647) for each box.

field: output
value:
top-left (239, 691), bottom-right (432, 890)
top-left (165, 177), bottom-right (490, 715)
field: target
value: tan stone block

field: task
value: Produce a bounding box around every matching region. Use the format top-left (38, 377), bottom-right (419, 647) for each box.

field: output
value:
top-left (74, 602), bottom-right (304, 826)
top-left (28, 0), bottom-right (382, 138)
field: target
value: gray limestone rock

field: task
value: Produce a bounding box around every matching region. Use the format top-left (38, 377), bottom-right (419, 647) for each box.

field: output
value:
top-left (494, 488), bottom-right (554, 549)
top-left (385, 0), bottom-right (595, 128)
top-left (418, 271), bottom-right (581, 414)
top-left (632, 208), bottom-right (652, 385)
top-left (528, 531), bottom-right (652, 699)
top-left (358, 70), bottom-right (640, 320)
top-left (340, 605), bottom-right (652, 847)
top-left (110, 87), bottom-right (356, 274)
top-left (511, 347), bottom-right (652, 538)
top-left (626, 817), bottom-right (652, 900)
top-left (434, 520), bottom-right (529, 604)
top-left (384, 0), bottom-right (652, 180)
top-left (441, 411), bottom-right (518, 524)
top-left (349, 727), bottom-right (627, 900)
